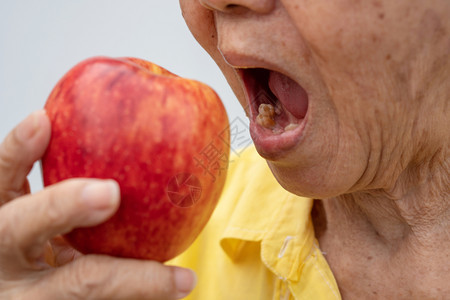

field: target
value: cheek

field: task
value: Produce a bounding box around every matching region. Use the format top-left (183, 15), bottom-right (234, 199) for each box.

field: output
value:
top-left (179, 0), bottom-right (248, 113)
top-left (283, 1), bottom-right (416, 81)
top-left (179, 0), bottom-right (217, 50)
top-left (283, 2), bottom-right (399, 118)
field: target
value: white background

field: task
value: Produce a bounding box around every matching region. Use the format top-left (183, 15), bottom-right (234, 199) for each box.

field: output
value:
top-left (0, 1), bottom-right (249, 193)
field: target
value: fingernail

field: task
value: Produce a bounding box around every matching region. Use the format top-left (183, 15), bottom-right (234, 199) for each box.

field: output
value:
top-left (81, 180), bottom-right (120, 210)
top-left (16, 110), bottom-right (46, 142)
top-left (174, 267), bottom-right (197, 298)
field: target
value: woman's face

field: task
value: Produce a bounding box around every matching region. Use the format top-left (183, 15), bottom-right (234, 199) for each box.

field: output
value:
top-left (180, 0), bottom-right (449, 198)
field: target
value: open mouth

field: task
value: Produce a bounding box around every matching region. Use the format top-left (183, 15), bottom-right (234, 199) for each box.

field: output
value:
top-left (239, 68), bottom-right (309, 155)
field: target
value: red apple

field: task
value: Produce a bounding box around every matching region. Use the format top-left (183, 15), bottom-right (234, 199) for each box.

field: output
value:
top-left (41, 56), bottom-right (230, 262)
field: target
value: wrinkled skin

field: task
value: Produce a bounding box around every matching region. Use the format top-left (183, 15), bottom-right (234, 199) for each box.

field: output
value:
top-left (180, 0), bottom-right (449, 298)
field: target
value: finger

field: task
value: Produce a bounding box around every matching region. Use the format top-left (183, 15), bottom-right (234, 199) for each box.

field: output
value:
top-left (0, 110), bottom-right (50, 203)
top-left (0, 179), bottom-right (120, 269)
top-left (35, 256), bottom-right (197, 300)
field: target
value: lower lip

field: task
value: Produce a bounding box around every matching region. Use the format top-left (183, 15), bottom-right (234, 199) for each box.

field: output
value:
top-left (249, 114), bottom-right (307, 159)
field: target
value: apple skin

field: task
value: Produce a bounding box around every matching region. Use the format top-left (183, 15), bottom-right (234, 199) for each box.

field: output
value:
top-left (41, 56), bottom-right (230, 262)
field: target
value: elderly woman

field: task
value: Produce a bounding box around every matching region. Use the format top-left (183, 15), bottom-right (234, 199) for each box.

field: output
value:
top-left (0, 0), bottom-right (448, 299)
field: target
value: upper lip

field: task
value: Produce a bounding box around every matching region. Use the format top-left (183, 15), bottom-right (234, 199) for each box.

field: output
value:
top-left (223, 53), bottom-right (309, 118)
top-left (221, 50), bottom-right (303, 85)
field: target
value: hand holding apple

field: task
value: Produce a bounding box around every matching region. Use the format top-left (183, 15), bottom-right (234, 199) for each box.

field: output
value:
top-left (0, 110), bottom-right (198, 299)
top-left (41, 56), bottom-right (230, 262)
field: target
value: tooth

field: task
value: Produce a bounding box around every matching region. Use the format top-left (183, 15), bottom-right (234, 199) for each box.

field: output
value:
top-left (258, 103), bottom-right (275, 116)
top-left (256, 113), bottom-right (275, 128)
top-left (257, 103), bottom-right (276, 129)
top-left (284, 123), bottom-right (299, 131)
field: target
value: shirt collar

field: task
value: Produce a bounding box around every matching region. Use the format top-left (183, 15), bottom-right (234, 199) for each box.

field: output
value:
top-left (219, 156), bottom-right (315, 281)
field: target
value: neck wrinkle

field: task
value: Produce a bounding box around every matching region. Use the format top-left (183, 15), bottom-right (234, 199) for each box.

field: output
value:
top-left (328, 149), bottom-right (449, 251)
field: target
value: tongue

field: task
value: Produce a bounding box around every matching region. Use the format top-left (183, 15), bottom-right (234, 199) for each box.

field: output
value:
top-left (268, 71), bottom-right (308, 119)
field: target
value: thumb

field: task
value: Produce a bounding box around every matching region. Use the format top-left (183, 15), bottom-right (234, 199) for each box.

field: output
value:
top-left (32, 255), bottom-right (197, 300)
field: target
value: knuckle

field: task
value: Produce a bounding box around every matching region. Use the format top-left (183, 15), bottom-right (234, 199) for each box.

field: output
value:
top-left (40, 187), bottom-right (68, 227)
top-left (67, 258), bottom-right (179, 300)
top-left (40, 179), bottom-right (88, 230)
top-left (126, 262), bottom-right (179, 299)
top-left (0, 191), bottom-right (18, 206)
top-left (64, 258), bottom-right (107, 299)
top-left (0, 208), bottom-right (19, 252)
top-left (0, 132), bottom-right (23, 171)
top-left (0, 141), bottom-right (15, 171)
top-left (143, 263), bottom-right (179, 298)
top-left (0, 182), bottom-right (29, 205)
top-left (0, 134), bottom-right (31, 204)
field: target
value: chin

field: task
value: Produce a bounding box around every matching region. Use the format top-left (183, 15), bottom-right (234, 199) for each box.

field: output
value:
top-left (266, 162), bottom-right (349, 199)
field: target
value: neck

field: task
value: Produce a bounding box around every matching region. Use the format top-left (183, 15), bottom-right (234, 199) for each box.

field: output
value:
top-left (337, 157), bottom-right (449, 246)
top-left (313, 148), bottom-right (450, 298)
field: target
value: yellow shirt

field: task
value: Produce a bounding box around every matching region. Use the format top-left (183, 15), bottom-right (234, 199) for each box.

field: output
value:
top-left (169, 146), bottom-right (341, 299)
